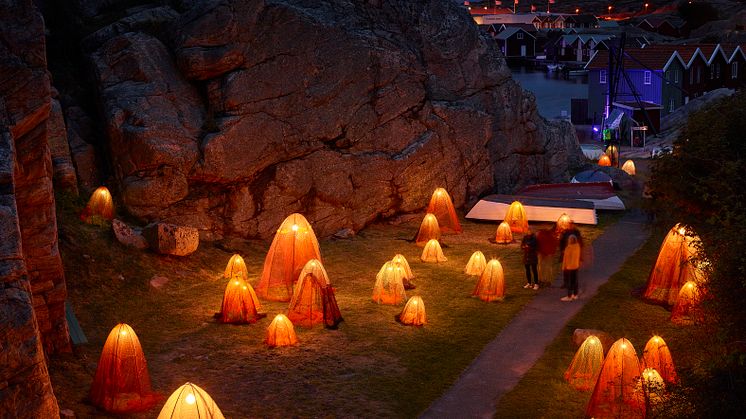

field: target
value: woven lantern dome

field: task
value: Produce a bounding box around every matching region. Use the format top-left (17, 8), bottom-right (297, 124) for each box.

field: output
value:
top-left (472, 259), bottom-right (505, 302)
top-left (415, 213), bottom-right (441, 247)
top-left (421, 239), bottom-right (447, 263)
top-left (157, 382), bottom-right (225, 419)
top-left (396, 296), bottom-right (427, 326)
top-left (81, 186), bottom-right (115, 222)
top-left (504, 201), bottom-right (529, 234)
top-left (392, 254), bottom-right (414, 281)
top-left (555, 213), bottom-right (574, 235)
top-left (426, 188), bottom-right (462, 233)
top-left (670, 281), bottom-right (701, 325)
top-left (564, 335), bottom-right (605, 391)
top-left (265, 314), bottom-right (298, 347)
top-left (641, 368), bottom-right (666, 406)
top-left (287, 260), bottom-right (343, 329)
top-left (372, 261), bottom-right (407, 305)
top-left (622, 159), bottom-right (636, 175)
top-left (223, 254), bottom-right (249, 281)
top-left (598, 153), bottom-right (611, 166)
top-left (215, 277), bottom-right (264, 324)
top-left (89, 323), bottom-right (161, 413)
top-left (257, 213), bottom-right (322, 301)
top-left (495, 221), bottom-right (514, 244)
top-left (643, 224), bottom-right (699, 306)
top-left (641, 335), bottom-right (678, 384)
top-left (464, 250), bottom-right (487, 276)
top-left (586, 338), bottom-right (645, 419)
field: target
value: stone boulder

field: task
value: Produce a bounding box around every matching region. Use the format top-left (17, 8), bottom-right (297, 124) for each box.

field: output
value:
top-left (572, 329), bottom-right (614, 354)
top-left (85, 0), bottom-right (583, 240)
top-left (143, 222), bottom-right (199, 256)
top-left (112, 219), bottom-right (148, 249)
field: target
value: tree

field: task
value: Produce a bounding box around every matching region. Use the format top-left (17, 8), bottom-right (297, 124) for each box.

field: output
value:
top-left (649, 92), bottom-right (746, 416)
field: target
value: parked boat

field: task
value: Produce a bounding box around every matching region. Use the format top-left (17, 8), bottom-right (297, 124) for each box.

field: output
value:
top-left (547, 63), bottom-right (564, 72)
top-left (568, 69), bottom-right (588, 76)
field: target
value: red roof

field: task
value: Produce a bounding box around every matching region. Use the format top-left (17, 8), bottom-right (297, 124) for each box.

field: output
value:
top-left (586, 44), bottom-right (721, 70)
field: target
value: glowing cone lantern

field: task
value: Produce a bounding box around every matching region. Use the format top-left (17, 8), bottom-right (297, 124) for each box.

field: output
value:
top-left (265, 314), bottom-right (298, 347)
top-left (287, 261), bottom-right (343, 328)
top-left (421, 239), bottom-right (447, 263)
top-left (472, 259), bottom-right (505, 302)
top-left (89, 323), bottom-right (161, 413)
top-left (82, 186), bottom-right (114, 222)
top-left (555, 213), bottom-right (573, 235)
top-left (223, 254), bottom-right (249, 280)
top-left (257, 213), bottom-right (321, 301)
top-left (564, 335), bottom-right (605, 391)
top-left (372, 261), bottom-right (407, 305)
top-left (670, 281), bottom-right (700, 325)
top-left (396, 296), bottom-right (427, 326)
top-left (641, 335), bottom-right (678, 384)
top-left (157, 382), bottom-right (224, 419)
top-left (215, 277), bottom-right (264, 324)
top-left (641, 368), bottom-right (666, 406)
top-left (495, 221), bottom-right (514, 244)
top-left (415, 213), bottom-right (441, 247)
top-left (426, 188), bottom-right (462, 233)
top-left (505, 201), bottom-right (529, 234)
top-left (392, 254), bottom-right (414, 282)
top-left (643, 224), bottom-right (698, 306)
top-left (586, 338), bottom-right (645, 419)
top-left (464, 250), bottom-right (487, 276)
top-left (598, 153), bottom-right (611, 166)
top-left (622, 159), bottom-right (636, 175)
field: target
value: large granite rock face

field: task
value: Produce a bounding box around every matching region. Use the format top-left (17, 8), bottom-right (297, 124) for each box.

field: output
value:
top-left (87, 0), bottom-right (583, 239)
top-left (0, 0), bottom-right (67, 416)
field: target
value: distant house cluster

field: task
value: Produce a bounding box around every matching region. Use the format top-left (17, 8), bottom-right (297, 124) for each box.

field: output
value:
top-left (585, 44), bottom-right (746, 124)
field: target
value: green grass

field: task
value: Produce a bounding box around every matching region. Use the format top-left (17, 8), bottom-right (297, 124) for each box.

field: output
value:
top-left (49, 193), bottom-right (609, 418)
top-left (494, 229), bottom-right (699, 418)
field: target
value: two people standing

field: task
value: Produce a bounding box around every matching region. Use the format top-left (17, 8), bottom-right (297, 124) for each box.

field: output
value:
top-left (521, 225), bottom-right (585, 301)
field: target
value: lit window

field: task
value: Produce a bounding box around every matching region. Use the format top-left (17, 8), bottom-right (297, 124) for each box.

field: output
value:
top-left (517, 32), bottom-right (524, 40)
top-left (675, 70), bottom-right (679, 83)
top-left (644, 71), bottom-right (652, 85)
top-left (733, 62), bottom-right (739, 79)
top-left (669, 98), bottom-right (675, 112)
top-left (600, 69), bottom-right (607, 84)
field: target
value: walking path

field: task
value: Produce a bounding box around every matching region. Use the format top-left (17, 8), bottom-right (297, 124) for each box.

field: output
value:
top-left (422, 211), bottom-right (650, 418)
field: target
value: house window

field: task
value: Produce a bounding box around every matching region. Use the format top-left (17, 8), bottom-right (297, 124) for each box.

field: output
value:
top-left (675, 70), bottom-right (680, 83)
top-left (669, 98), bottom-right (675, 112)
top-left (690, 68), bottom-right (694, 84)
top-left (517, 32), bottom-right (524, 40)
top-left (644, 71), bottom-right (652, 85)
top-left (715, 63), bottom-right (720, 79)
top-left (600, 70), bottom-right (607, 84)
top-left (696, 66), bottom-right (701, 83)
top-left (733, 62), bottom-right (739, 79)
top-left (666, 70), bottom-right (670, 81)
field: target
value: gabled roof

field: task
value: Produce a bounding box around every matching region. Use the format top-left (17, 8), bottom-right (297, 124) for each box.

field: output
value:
top-left (703, 44), bottom-right (730, 64)
top-left (482, 14), bottom-right (541, 25)
top-left (499, 23), bottom-right (538, 33)
top-left (562, 34), bottom-right (613, 46)
top-left (721, 45), bottom-right (746, 62)
top-left (585, 45), bottom-right (686, 71)
top-left (495, 27), bottom-right (536, 40)
top-left (638, 17), bottom-right (680, 29)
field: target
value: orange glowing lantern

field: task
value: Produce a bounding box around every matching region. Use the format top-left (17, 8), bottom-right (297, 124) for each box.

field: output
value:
top-left (396, 296), bottom-right (427, 326)
top-left (464, 250), bottom-right (487, 276)
top-left (82, 186), bottom-right (115, 222)
top-left (643, 224), bottom-right (699, 306)
top-left (426, 188), bottom-right (462, 233)
top-left (598, 153), bottom-right (612, 167)
top-left (415, 213), bottom-right (441, 247)
top-left (89, 323), bottom-right (161, 413)
top-left (641, 335), bottom-right (678, 384)
top-left (495, 221), bottom-right (514, 244)
top-left (565, 335), bottom-right (605, 391)
top-left (670, 281), bottom-right (700, 325)
top-left (622, 159), bottom-right (636, 175)
top-left (372, 261), bottom-right (407, 305)
top-left (586, 338), bottom-right (645, 419)
top-left (265, 314), bottom-right (298, 347)
top-left (392, 254), bottom-right (414, 282)
top-left (215, 277), bottom-right (264, 324)
top-left (157, 382), bottom-right (224, 419)
top-left (641, 368), bottom-right (666, 406)
top-left (505, 201), bottom-right (529, 234)
top-left (472, 259), bottom-right (505, 302)
top-left (555, 213), bottom-right (573, 235)
top-left (223, 254), bottom-right (249, 280)
top-left (421, 239), bottom-right (447, 263)
top-left (287, 261), bottom-right (343, 328)
top-left (257, 213), bottom-right (322, 301)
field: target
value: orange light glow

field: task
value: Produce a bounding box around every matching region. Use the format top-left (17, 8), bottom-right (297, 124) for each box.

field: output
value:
top-left (504, 201), bottom-right (528, 234)
top-left (472, 259), bottom-right (505, 302)
top-left (421, 239), bottom-right (447, 263)
top-left (265, 314), bottom-right (299, 347)
top-left (396, 296), bottom-right (427, 326)
top-left (426, 188), bottom-right (462, 234)
top-left (157, 382), bottom-right (223, 419)
top-left (82, 186), bottom-right (115, 222)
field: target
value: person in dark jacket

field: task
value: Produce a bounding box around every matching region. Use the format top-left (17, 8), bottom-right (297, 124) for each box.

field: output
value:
top-left (521, 228), bottom-right (539, 290)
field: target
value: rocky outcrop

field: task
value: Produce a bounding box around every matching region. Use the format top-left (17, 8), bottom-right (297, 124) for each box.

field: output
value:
top-left (0, 0), bottom-right (64, 415)
top-left (48, 98), bottom-right (79, 194)
top-left (112, 219), bottom-right (148, 249)
top-left (85, 0), bottom-right (582, 240)
top-left (143, 222), bottom-right (200, 256)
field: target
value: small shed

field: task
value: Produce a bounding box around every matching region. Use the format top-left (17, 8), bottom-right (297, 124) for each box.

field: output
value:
top-left (495, 27), bottom-right (536, 58)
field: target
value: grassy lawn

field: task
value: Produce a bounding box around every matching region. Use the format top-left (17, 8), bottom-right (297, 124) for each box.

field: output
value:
top-left (494, 228), bottom-right (699, 418)
top-left (49, 193), bottom-right (609, 418)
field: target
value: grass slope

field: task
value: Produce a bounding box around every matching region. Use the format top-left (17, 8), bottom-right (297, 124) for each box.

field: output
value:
top-left (49, 194), bottom-right (607, 418)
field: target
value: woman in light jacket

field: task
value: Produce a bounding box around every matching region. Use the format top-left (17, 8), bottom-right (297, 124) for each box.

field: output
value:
top-left (561, 235), bottom-right (581, 301)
